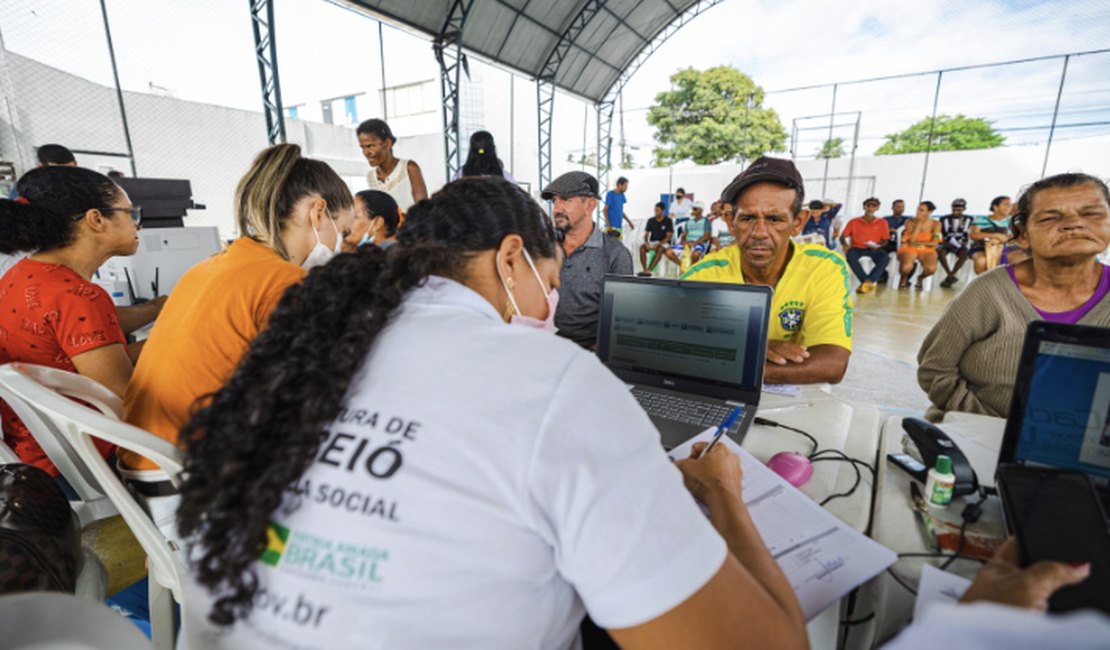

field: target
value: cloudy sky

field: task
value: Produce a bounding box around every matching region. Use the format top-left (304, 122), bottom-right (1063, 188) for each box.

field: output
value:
top-left (2, 0), bottom-right (1108, 169)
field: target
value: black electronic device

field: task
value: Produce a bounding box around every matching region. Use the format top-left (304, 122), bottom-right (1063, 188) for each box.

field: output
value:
top-left (887, 452), bottom-right (927, 480)
top-left (996, 464), bottom-right (1110, 614)
top-left (114, 177), bottom-right (204, 229)
top-left (900, 417), bottom-right (980, 497)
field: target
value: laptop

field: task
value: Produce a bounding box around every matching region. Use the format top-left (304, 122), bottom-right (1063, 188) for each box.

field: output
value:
top-left (999, 321), bottom-right (1110, 513)
top-left (596, 276), bottom-right (772, 449)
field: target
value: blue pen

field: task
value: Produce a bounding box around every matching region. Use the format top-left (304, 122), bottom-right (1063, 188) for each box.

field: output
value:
top-left (698, 405), bottom-right (744, 459)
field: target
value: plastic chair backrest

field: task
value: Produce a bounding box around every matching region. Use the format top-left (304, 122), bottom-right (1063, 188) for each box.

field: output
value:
top-left (0, 364), bottom-right (186, 610)
top-left (0, 364), bottom-right (123, 525)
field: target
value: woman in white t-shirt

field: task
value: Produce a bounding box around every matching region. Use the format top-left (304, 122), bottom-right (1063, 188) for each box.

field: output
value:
top-left (175, 177), bottom-right (806, 650)
top-left (357, 119), bottom-right (428, 213)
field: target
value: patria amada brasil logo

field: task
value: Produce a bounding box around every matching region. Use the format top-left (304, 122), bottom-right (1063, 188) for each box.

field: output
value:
top-left (261, 522), bottom-right (290, 566)
top-left (258, 522), bottom-right (389, 586)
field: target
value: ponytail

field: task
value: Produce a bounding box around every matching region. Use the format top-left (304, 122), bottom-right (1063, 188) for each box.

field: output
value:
top-left (0, 166), bottom-right (119, 253)
top-left (235, 143), bottom-right (354, 260)
top-left (178, 176), bottom-right (556, 626)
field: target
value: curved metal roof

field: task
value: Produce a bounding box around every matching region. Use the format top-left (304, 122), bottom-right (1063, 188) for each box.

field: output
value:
top-left (341, 0), bottom-right (716, 103)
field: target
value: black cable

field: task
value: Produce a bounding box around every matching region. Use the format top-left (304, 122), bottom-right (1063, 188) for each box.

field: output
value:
top-left (939, 489), bottom-right (989, 570)
top-left (754, 416), bottom-right (819, 456)
top-left (812, 456), bottom-right (863, 506)
top-left (886, 567), bottom-right (918, 595)
top-left (896, 552), bottom-right (986, 564)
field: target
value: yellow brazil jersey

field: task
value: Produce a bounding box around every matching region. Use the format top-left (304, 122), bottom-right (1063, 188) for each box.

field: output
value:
top-left (680, 243), bottom-right (853, 351)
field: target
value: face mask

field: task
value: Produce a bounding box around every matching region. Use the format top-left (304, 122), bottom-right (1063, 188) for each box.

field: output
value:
top-left (301, 213), bottom-right (341, 270)
top-left (496, 249), bottom-right (559, 334)
top-left (358, 231), bottom-right (374, 247)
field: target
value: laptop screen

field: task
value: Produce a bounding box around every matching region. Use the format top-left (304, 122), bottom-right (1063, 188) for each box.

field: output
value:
top-left (1013, 339), bottom-right (1110, 483)
top-left (596, 278), bottom-right (769, 393)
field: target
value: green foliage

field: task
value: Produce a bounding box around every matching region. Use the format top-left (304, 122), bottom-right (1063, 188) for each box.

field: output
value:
top-left (816, 137), bottom-right (845, 159)
top-left (647, 66), bottom-right (787, 166)
top-left (875, 114), bottom-right (1005, 155)
top-left (620, 151), bottom-right (637, 170)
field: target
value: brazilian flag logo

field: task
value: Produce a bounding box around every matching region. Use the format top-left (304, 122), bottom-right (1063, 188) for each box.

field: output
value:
top-left (260, 522), bottom-right (290, 567)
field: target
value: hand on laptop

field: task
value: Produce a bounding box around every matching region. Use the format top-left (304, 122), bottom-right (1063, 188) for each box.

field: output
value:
top-left (959, 537), bottom-right (1090, 611)
top-left (674, 442), bottom-right (743, 503)
top-left (766, 341), bottom-right (810, 366)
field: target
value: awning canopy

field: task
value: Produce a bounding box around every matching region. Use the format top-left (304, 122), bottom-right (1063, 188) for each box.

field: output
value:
top-left (342, 0), bottom-right (706, 102)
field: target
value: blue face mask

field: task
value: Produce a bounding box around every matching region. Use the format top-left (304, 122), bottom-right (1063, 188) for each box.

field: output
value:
top-left (358, 231), bottom-right (374, 248)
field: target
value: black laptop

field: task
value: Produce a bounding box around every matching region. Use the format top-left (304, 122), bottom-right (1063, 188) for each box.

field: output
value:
top-left (596, 276), bottom-right (772, 449)
top-left (1000, 321), bottom-right (1110, 508)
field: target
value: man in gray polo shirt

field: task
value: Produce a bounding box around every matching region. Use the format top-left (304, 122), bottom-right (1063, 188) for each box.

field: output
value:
top-left (543, 171), bottom-right (634, 348)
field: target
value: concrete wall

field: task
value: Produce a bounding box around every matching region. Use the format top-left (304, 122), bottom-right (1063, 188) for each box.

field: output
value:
top-left (0, 52), bottom-right (446, 238)
top-left (611, 137), bottom-right (1110, 229)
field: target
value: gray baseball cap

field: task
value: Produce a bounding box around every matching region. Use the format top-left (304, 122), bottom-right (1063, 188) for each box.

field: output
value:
top-left (720, 156), bottom-right (805, 205)
top-left (541, 171), bottom-right (600, 200)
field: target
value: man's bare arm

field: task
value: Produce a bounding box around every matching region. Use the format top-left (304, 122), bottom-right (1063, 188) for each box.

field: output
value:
top-left (764, 344), bottom-right (850, 384)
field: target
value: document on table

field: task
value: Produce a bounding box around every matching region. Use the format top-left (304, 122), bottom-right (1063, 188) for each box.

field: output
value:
top-left (762, 383), bottom-right (802, 397)
top-left (668, 428), bottom-right (897, 620)
top-left (913, 564), bottom-right (971, 620)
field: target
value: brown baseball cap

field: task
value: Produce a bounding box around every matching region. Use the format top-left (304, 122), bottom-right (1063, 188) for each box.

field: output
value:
top-left (720, 156), bottom-right (805, 205)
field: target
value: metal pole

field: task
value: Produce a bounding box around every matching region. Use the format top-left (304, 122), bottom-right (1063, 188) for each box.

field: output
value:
top-left (820, 83), bottom-right (837, 198)
top-left (378, 21), bottom-right (388, 119)
top-left (99, 0), bottom-right (137, 177)
top-left (619, 90), bottom-right (626, 168)
top-left (509, 74), bottom-right (515, 174)
top-left (581, 102), bottom-right (588, 170)
top-left (1042, 55), bottom-right (1070, 179)
top-left (742, 94), bottom-right (750, 166)
top-left (790, 118), bottom-right (797, 160)
top-left (918, 71), bottom-right (943, 205)
top-left (845, 112), bottom-right (861, 212)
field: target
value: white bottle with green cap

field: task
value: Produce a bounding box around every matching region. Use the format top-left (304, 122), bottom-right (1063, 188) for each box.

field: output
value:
top-left (924, 454), bottom-right (956, 508)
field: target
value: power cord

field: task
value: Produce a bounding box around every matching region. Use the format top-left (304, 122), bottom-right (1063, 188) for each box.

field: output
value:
top-left (754, 416), bottom-right (819, 456)
top-left (754, 417), bottom-right (876, 506)
top-left (939, 488), bottom-right (990, 570)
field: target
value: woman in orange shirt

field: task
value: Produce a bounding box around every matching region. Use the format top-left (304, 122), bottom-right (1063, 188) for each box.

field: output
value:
top-left (120, 144), bottom-right (354, 532)
top-left (897, 201), bottom-right (943, 289)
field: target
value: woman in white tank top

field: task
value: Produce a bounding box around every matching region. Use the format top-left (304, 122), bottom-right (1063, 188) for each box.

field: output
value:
top-left (356, 119), bottom-right (428, 212)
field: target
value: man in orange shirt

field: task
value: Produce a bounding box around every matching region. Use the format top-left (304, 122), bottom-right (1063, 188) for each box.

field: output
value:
top-left (839, 197), bottom-right (891, 294)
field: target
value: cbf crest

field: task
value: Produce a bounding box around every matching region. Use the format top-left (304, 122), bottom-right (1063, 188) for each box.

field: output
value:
top-left (778, 300), bottom-right (805, 336)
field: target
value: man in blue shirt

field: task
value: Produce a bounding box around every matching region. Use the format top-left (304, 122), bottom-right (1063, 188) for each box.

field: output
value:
top-left (879, 199), bottom-right (909, 284)
top-left (602, 177), bottom-right (634, 240)
top-left (801, 199), bottom-right (841, 248)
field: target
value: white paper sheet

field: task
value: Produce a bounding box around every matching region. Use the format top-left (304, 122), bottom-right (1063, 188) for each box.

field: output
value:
top-left (668, 428), bottom-right (897, 620)
top-left (913, 564), bottom-right (972, 620)
top-left (763, 383), bottom-right (803, 397)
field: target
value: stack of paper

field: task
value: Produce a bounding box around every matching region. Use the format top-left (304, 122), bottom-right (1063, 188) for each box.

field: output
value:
top-left (669, 429), bottom-right (897, 620)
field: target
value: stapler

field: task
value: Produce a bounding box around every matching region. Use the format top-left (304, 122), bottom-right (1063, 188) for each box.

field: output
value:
top-left (899, 418), bottom-right (980, 498)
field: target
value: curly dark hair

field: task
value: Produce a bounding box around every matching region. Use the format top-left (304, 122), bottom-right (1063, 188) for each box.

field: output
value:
top-left (176, 176), bottom-right (557, 626)
top-left (0, 166), bottom-right (120, 253)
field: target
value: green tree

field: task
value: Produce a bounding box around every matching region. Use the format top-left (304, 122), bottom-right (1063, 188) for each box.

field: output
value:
top-left (620, 151), bottom-right (636, 170)
top-left (647, 66), bottom-right (786, 166)
top-left (816, 137), bottom-right (845, 159)
top-left (875, 114), bottom-right (1004, 155)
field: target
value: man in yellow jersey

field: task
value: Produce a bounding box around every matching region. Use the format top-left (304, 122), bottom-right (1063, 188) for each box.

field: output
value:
top-left (682, 157), bottom-right (852, 384)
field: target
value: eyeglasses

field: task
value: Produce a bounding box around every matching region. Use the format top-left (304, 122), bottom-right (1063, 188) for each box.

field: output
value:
top-left (73, 206), bottom-right (143, 225)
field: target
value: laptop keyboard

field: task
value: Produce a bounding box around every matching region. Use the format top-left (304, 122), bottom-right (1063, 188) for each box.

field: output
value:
top-left (631, 387), bottom-right (739, 429)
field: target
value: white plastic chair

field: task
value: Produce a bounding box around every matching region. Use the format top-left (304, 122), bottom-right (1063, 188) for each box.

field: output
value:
top-left (0, 363), bottom-right (185, 650)
top-left (0, 363), bottom-right (123, 526)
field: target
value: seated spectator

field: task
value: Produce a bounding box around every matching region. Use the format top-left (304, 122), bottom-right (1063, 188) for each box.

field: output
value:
top-left (682, 201), bottom-right (712, 263)
top-left (342, 190), bottom-right (400, 253)
top-left (970, 196), bottom-right (1014, 275)
top-left (801, 199), bottom-right (841, 248)
top-left (546, 171), bottom-right (633, 348)
top-left (683, 157), bottom-right (852, 385)
top-left (918, 173), bottom-right (1110, 421)
top-left (938, 198), bottom-right (974, 287)
top-left (839, 197), bottom-right (891, 294)
top-left (711, 201), bottom-right (735, 251)
top-left (7, 143), bottom-right (77, 200)
top-left (668, 187), bottom-right (692, 220)
top-left (0, 166), bottom-right (142, 484)
top-left (896, 201), bottom-right (942, 289)
top-left (603, 176), bottom-right (634, 240)
top-left (879, 199), bottom-right (909, 284)
top-left (120, 144), bottom-right (353, 531)
top-left (175, 178), bottom-right (807, 649)
top-left (454, 130), bottom-right (515, 183)
top-left (639, 202), bottom-right (679, 276)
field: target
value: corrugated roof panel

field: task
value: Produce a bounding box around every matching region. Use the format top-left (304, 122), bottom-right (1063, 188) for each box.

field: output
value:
top-left (340, 0), bottom-right (713, 102)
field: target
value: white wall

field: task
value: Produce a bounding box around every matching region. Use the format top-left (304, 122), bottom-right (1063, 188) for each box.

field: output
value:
top-left (608, 137), bottom-right (1110, 229)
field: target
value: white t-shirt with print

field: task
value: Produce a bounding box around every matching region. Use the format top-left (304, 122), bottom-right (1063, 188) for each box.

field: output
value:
top-left (669, 197), bottom-right (692, 220)
top-left (182, 276), bottom-right (727, 650)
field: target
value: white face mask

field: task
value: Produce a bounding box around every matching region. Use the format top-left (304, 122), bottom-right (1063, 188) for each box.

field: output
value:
top-left (497, 249), bottom-right (559, 334)
top-left (301, 213), bottom-right (341, 270)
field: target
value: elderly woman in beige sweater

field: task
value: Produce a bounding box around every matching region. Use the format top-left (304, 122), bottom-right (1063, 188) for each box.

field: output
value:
top-left (918, 173), bottom-right (1110, 421)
